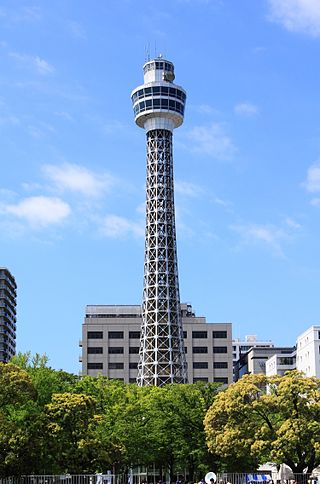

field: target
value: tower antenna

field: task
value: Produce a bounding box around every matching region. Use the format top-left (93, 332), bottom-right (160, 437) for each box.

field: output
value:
top-left (145, 43), bottom-right (150, 62)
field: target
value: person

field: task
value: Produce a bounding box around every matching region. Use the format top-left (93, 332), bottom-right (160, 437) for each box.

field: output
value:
top-left (210, 479), bottom-right (215, 484)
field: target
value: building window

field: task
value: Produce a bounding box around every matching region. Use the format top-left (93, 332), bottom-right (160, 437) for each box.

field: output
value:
top-left (192, 331), bottom-right (207, 339)
top-left (214, 377), bottom-right (228, 384)
top-left (108, 331), bottom-right (124, 339)
top-left (213, 346), bottom-right (228, 353)
top-left (213, 361), bottom-right (228, 368)
top-left (193, 346), bottom-right (208, 354)
top-left (129, 331), bottom-right (140, 339)
top-left (193, 377), bottom-right (208, 383)
top-left (129, 362), bottom-right (138, 369)
top-left (87, 331), bottom-right (103, 339)
top-left (87, 362), bottom-right (103, 370)
top-left (87, 347), bottom-right (103, 354)
top-left (109, 362), bottom-right (124, 369)
top-left (213, 331), bottom-right (227, 338)
top-left (193, 362), bottom-right (208, 369)
top-left (183, 331), bottom-right (187, 338)
top-left (109, 347), bottom-right (124, 354)
top-left (184, 347), bottom-right (188, 354)
top-left (129, 347), bottom-right (139, 354)
top-left (129, 378), bottom-right (136, 383)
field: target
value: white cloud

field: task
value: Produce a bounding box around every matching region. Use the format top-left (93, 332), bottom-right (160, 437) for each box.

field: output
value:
top-left (304, 162), bottom-right (320, 192)
top-left (175, 180), bottom-right (203, 197)
top-left (9, 52), bottom-right (55, 75)
top-left (27, 122), bottom-right (55, 139)
top-left (186, 123), bottom-right (236, 160)
top-left (103, 120), bottom-right (128, 135)
top-left (232, 223), bottom-right (286, 256)
top-left (231, 218), bottom-right (301, 256)
top-left (0, 115), bottom-right (20, 126)
top-left (234, 102), bottom-right (259, 117)
top-left (285, 217), bottom-right (301, 229)
top-left (54, 111), bottom-right (74, 122)
top-left (100, 214), bottom-right (144, 238)
top-left (268, 0), bottom-right (320, 37)
top-left (68, 21), bottom-right (87, 40)
top-left (310, 197), bottom-right (320, 206)
top-left (213, 196), bottom-right (233, 210)
top-left (3, 196), bottom-right (70, 227)
top-left (190, 104), bottom-right (219, 115)
top-left (43, 163), bottom-right (115, 197)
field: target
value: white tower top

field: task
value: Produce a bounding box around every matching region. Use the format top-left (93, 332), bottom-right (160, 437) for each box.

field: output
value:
top-left (131, 56), bottom-right (186, 132)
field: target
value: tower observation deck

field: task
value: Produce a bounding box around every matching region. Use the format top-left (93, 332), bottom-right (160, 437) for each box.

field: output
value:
top-left (131, 56), bottom-right (188, 386)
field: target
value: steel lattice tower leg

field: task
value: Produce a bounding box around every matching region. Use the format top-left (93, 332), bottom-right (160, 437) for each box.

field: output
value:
top-left (131, 56), bottom-right (188, 386)
top-left (137, 129), bottom-right (187, 386)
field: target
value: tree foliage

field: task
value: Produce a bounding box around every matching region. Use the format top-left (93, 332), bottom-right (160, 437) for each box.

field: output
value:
top-left (3, 353), bottom-right (320, 478)
top-left (204, 371), bottom-right (320, 473)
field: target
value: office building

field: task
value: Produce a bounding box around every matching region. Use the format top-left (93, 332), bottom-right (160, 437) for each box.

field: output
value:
top-left (80, 303), bottom-right (233, 385)
top-left (232, 335), bottom-right (274, 380)
top-left (265, 351), bottom-right (296, 377)
top-left (0, 268), bottom-right (16, 362)
top-left (234, 345), bottom-right (295, 381)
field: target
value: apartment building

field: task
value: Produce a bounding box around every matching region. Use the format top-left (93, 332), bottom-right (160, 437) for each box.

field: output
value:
top-left (80, 303), bottom-right (233, 385)
top-left (0, 268), bottom-right (17, 362)
top-left (296, 325), bottom-right (320, 377)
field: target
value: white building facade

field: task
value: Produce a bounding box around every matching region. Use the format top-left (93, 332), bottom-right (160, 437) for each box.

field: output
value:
top-left (296, 325), bottom-right (320, 377)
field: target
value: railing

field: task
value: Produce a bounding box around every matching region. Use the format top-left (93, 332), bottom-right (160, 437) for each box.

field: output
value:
top-left (0, 473), bottom-right (316, 484)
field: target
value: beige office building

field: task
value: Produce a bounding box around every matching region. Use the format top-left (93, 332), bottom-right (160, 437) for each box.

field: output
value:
top-left (80, 303), bottom-right (233, 385)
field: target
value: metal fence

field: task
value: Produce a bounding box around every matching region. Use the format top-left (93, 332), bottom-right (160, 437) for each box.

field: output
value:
top-left (0, 474), bottom-right (317, 484)
top-left (215, 474), bottom-right (315, 484)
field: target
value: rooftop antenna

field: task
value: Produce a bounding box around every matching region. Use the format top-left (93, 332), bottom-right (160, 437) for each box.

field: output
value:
top-left (145, 43), bottom-right (150, 62)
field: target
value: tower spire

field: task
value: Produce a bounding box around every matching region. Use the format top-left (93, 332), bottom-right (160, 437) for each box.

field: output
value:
top-left (131, 57), bottom-right (188, 386)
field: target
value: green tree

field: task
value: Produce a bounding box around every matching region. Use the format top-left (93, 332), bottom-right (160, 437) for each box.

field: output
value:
top-left (45, 392), bottom-right (99, 473)
top-left (12, 351), bottom-right (78, 405)
top-left (204, 371), bottom-right (320, 473)
top-left (0, 363), bottom-right (38, 476)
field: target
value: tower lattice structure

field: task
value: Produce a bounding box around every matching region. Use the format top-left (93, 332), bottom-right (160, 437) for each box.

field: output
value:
top-left (131, 56), bottom-right (188, 386)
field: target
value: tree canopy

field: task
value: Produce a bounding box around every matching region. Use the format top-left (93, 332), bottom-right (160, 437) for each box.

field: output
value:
top-left (2, 354), bottom-right (320, 478)
top-left (204, 371), bottom-right (320, 473)
top-left (0, 355), bottom-right (220, 478)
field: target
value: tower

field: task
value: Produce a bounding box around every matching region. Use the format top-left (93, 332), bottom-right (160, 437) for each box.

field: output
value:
top-left (0, 268), bottom-right (16, 362)
top-left (131, 56), bottom-right (188, 386)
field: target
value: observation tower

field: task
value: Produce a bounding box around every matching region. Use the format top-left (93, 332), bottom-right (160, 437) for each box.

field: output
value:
top-left (131, 56), bottom-right (188, 386)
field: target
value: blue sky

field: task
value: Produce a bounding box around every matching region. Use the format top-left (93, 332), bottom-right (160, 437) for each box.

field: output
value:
top-left (1, 0), bottom-right (320, 373)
